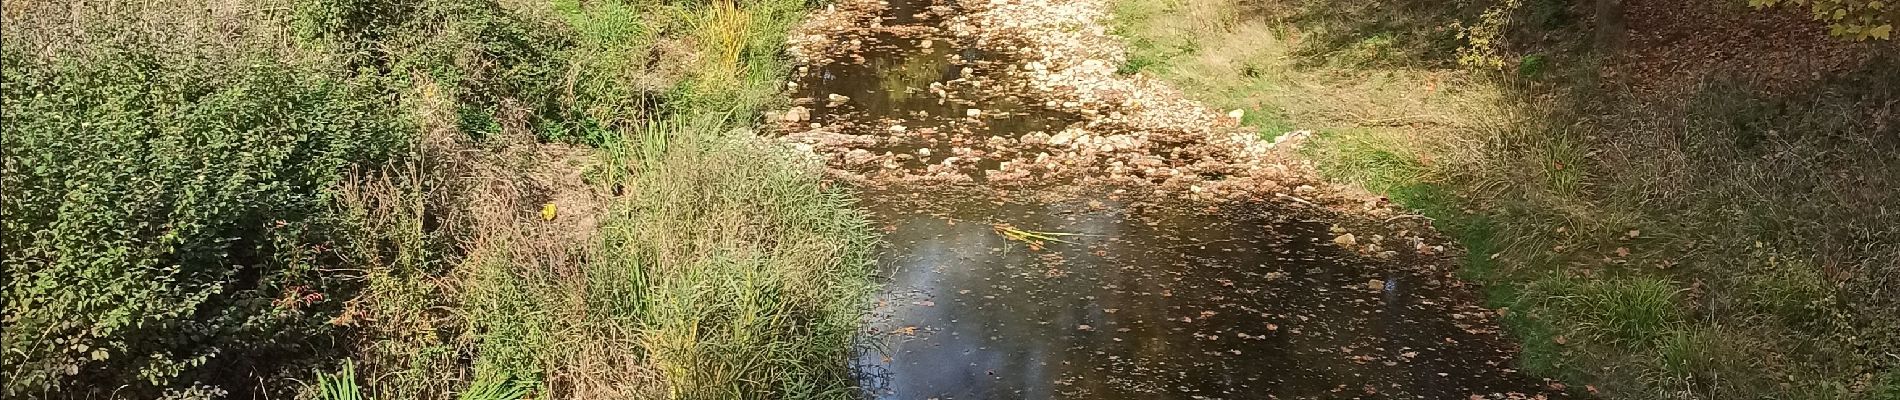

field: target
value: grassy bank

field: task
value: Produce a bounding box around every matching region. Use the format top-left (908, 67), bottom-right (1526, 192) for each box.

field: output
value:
top-left (3, 0), bottom-right (875, 398)
top-left (1110, 0), bottom-right (1898, 398)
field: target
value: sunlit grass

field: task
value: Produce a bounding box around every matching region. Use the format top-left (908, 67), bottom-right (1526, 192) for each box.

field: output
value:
top-left (608, 125), bottom-right (876, 399)
top-left (1109, 0), bottom-right (1899, 397)
top-left (339, 0), bottom-right (876, 398)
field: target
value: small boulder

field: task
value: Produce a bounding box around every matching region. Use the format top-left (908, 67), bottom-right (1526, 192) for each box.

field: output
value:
top-left (782, 106), bottom-right (811, 122)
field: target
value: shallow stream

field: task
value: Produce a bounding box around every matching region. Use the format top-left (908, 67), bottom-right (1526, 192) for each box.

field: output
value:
top-left (787, 0), bottom-right (1570, 398)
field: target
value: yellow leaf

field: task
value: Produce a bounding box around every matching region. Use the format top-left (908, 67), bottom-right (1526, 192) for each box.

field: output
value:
top-left (541, 203), bottom-right (558, 221)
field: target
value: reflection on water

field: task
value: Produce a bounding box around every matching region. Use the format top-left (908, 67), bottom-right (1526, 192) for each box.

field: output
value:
top-left (853, 195), bottom-right (1553, 399)
top-left (787, 0), bottom-right (1569, 397)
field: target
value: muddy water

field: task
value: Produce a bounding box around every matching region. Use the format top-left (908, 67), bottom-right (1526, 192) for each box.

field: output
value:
top-left (793, 0), bottom-right (1569, 398)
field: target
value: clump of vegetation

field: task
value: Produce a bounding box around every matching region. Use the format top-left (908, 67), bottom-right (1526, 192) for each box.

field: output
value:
top-left (567, 132), bottom-right (874, 399)
top-left (1750, 0), bottom-right (1896, 40)
top-left (1, 3), bottom-right (406, 396)
top-left (1111, 0), bottom-right (1899, 397)
top-left (308, 0), bottom-right (876, 398)
top-left (4, 0), bottom-right (876, 398)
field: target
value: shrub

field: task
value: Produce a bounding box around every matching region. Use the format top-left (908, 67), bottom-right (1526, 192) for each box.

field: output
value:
top-left (0, 34), bottom-right (407, 396)
top-left (1749, 0), bottom-right (1896, 40)
top-left (298, 0), bottom-right (664, 145)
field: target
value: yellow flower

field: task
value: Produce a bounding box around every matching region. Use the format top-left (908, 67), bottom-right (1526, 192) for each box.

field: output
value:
top-left (541, 203), bottom-right (557, 221)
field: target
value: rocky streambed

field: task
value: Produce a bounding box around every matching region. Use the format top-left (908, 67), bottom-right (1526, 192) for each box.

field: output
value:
top-left (772, 0), bottom-right (1577, 398)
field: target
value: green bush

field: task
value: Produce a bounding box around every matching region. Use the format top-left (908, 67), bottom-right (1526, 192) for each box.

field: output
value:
top-left (0, 39), bottom-right (407, 396)
top-left (299, 0), bottom-right (664, 145)
top-left (1749, 0), bottom-right (1895, 40)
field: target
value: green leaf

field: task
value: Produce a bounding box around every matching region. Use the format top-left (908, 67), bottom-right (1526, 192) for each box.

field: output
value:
top-left (1868, 23), bottom-right (1893, 39)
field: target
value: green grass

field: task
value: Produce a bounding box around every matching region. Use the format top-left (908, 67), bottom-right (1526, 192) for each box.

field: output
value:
top-left (601, 130), bottom-right (875, 399)
top-left (337, 0), bottom-right (879, 398)
top-left (316, 363), bottom-right (366, 400)
top-left (1539, 276), bottom-right (1683, 346)
top-left (1111, 0), bottom-right (1900, 398)
top-left (4, 0), bottom-right (878, 398)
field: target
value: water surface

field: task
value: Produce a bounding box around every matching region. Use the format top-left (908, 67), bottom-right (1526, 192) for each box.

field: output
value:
top-left (790, 1), bottom-right (1569, 398)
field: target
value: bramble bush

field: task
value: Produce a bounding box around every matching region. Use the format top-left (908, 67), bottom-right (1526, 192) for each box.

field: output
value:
top-left (0, 33), bottom-right (407, 397)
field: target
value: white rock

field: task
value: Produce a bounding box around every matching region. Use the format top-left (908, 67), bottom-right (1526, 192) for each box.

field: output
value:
top-left (1049, 131), bottom-right (1074, 146)
top-left (783, 106), bottom-right (811, 122)
top-left (845, 149), bottom-right (873, 165)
